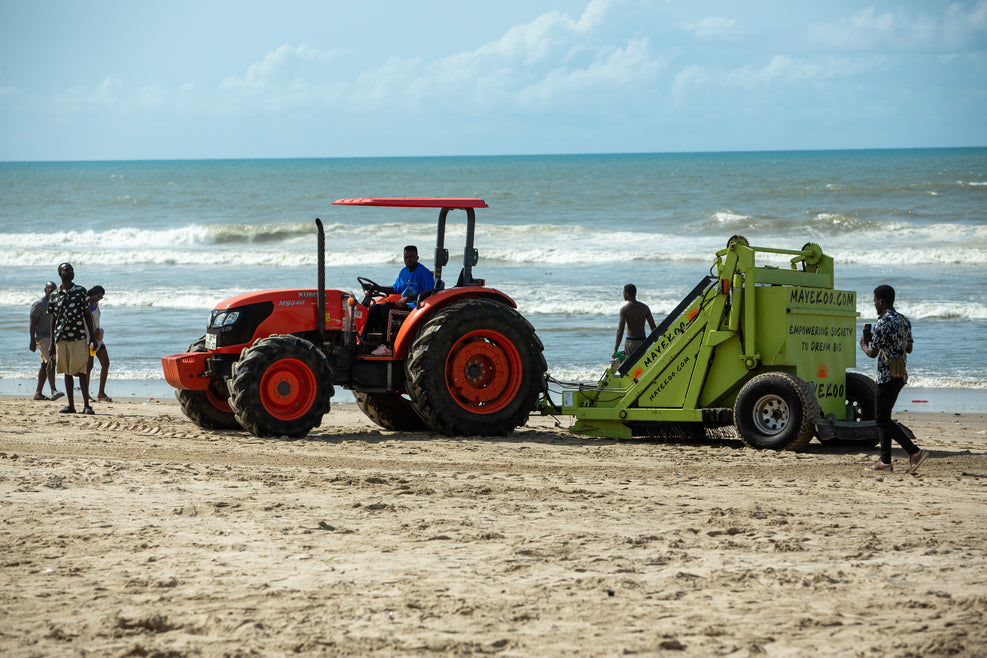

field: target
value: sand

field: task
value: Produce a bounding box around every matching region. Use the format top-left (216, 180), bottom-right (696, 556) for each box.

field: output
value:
top-left (1, 396), bottom-right (985, 657)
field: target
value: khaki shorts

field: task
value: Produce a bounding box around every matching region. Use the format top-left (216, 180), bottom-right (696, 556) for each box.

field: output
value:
top-left (55, 340), bottom-right (89, 376)
top-left (37, 337), bottom-right (53, 364)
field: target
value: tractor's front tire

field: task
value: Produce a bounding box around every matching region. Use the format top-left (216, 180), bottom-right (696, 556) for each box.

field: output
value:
top-left (176, 384), bottom-right (241, 430)
top-left (734, 372), bottom-right (820, 451)
top-left (354, 391), bottom-right (427, 431)
top-left (228, 335), bottom-right (333, 438)
top-left (406, 299), bottom-right (546, 436)
top-left (175, 335), bottom-right (241, 430)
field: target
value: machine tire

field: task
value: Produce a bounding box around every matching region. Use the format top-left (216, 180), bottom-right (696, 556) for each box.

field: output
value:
top-left (228, 334), bottom-right (334, 438)
top-left (825, 372), bottom-right (880, 448)
top-left (175, 336), bottom-right (242, 430)
top-left (176, 386), bottom-right (242, 430)
top-left (354, 391), bottom-right (428, 432)
top-left (405, 299), bottom-right (546, 436)
top-left (734, 372), bottom-right (820, 451)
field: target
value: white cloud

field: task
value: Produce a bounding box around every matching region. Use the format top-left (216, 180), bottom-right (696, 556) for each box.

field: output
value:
top-left (672, 54), bottom-right (871, 106)
top-left (517, 37), bottom-right (666, 108)
top-left (220, 43), bottom-right (339, 94)
top-left (341, 0), bottom-right (662, 113)
top-left (808, 1), bottom-right (987, 51)
top-left (60, 75), bottom-right (124, 108)
top-left (684, 17), bottom-right (740, 41)
top-left (137, 84), bottom-right (168, 108)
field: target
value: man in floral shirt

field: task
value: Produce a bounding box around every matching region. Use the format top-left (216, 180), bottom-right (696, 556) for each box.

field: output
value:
top-left (47, 262), bottom-right (98, 415)
top-left (860, 284), bottom-right (928, 473)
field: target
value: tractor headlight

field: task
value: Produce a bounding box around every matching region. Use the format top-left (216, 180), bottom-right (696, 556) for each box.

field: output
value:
top-left (210, 310), bottom-right (240, 328)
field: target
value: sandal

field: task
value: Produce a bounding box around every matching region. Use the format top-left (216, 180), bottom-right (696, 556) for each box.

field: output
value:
top-left (59, 406), bottom-right (76, 414)
top-left (96, 395), bottom-right (113, 403)
top-left (34, 394), bottom-right (50, 401)
top-left (50, 391), bottom-right (65, 400)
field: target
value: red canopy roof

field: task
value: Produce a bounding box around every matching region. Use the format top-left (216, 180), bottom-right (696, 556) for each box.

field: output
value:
top-left (333, 197), bottom-right (488, 209)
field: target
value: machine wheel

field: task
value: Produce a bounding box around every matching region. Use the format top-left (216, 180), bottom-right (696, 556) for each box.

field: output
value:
top-left (175, 336), bottom-right (241, 430)
top-left (825, 372), bottom-right (879, 448)
top-left (734, 372), bottom-right (820, 451)
top-left (228, 334), bottom-right (334, 438)
top-left (176, 385), bottom-right (241, 430)
top-left (353, 391), bottom-right (427, 431)
top-left (405, 299), bottom-right (546, 436)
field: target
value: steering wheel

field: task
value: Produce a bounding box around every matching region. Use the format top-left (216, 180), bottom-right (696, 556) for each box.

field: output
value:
top-left (357, 276), bottom-right (388, 305)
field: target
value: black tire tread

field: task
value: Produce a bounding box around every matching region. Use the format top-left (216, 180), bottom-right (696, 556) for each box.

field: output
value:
top-left (353, 391), bottom-right (428, 431)
top-left (228, 334), bottom-right (333, 438)
top-left (405, 299), bottom-right (546, 436)
top-left (176, 388), bottom-right (241, 430)
top-left (734, 371), bottom-right (820, 451)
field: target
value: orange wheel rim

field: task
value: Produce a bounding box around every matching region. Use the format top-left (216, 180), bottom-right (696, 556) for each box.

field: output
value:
top-left (260, 358), bottom-right (317, 421)
top-left (445, 330), bottom-right (522, 414)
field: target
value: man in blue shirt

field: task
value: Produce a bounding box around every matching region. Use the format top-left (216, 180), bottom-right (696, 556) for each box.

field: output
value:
top-left (367, 246), bottom-right (434, 355)
top-left (385, 245), bottom-right (434, 309)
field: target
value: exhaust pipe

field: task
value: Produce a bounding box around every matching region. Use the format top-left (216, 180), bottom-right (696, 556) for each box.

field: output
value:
top-left (316, 218), bottom-right (326, 344)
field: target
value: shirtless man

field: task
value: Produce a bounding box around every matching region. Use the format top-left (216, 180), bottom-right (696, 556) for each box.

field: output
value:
top-left (614, 284), bottom-right (656, 358)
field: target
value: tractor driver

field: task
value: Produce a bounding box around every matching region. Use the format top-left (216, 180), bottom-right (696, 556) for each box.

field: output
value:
top-left (384, 245), bottom-right (435, 308)
top-left (366, 245), bottom-right (435, 356)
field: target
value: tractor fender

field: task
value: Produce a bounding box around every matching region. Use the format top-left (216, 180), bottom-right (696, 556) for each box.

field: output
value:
top-left (391, 287), bottom-right (517, 360)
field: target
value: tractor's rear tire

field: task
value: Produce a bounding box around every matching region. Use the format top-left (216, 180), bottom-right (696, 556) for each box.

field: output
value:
top-left (406, 299), bottom-right (546, 436)
top-left (175, 335), bottom-right (241, 430)
top-left (354, 391), bottom-right (427, 432)
top-left (734, 372), bottom-right (820, 451)
top-left (228, 335), bottom-right (333, 438)
top-left (825, 372), bottom-right (880, 448)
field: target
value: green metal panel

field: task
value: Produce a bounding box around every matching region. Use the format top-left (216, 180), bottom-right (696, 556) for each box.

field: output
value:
top-left (780, 286), bottom-right (858, 418)
top-left (639, 333), bottom-right (704, 408)
top-left (550, 242), bottom-right (860, 434)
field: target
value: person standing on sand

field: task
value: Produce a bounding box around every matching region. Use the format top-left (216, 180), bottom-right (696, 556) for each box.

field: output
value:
top-left (86, 285), bottom-right (112, 403)
top-left (28, 280), bottom-right (64, 401)
top-left (614, 284), bottom-right (656, 358)
top-left (860, 284), bottom-right (929, 473)
top-left (47, 263), bottom-right (98, 415)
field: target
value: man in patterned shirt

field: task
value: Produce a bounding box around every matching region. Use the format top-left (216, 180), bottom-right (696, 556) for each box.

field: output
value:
top-left (47, 262), bottom-right (98, 415)
top-left (860, 284), bottom-right (928, 473)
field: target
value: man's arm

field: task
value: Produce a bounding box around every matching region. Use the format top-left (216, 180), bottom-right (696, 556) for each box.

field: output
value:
top-left (48, 311), bottom-right (57, 358)
top-left (645, 307), bottom-right (656, 331)
top-left (83, 306), bottom-right (97, 350)
top-left (29, 308), bottom-right (38, 351)
top-left (614, 308), bottom-right (627, 356)
top-left (859, 336), bottom-right (879, 359)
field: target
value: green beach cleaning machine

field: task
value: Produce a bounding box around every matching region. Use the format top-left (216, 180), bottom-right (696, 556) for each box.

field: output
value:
top-left (541, 237), bottom-right (882, 450)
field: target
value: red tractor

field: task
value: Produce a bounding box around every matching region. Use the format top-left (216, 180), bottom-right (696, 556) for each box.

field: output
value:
top-left (162, 198), bottom-right (546, 438)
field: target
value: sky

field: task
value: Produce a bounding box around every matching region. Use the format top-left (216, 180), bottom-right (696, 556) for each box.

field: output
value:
top-left (1, 0), bottom-right (985, 160)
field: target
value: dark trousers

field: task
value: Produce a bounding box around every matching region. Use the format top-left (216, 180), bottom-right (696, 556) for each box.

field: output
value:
top-left (876, 379), bottom-right (919, 463)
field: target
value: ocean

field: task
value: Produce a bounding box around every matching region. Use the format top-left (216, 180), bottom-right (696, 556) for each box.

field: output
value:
top-left (1, 149), bottom-right (985, 413)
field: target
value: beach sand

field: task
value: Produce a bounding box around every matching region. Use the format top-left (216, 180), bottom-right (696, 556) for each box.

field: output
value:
top-left (1, 396), bottom-right (985, 657)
